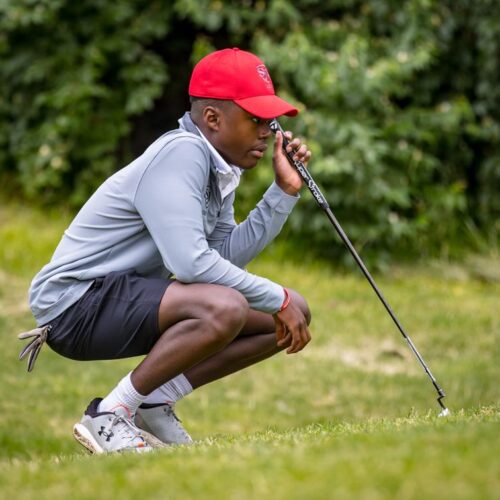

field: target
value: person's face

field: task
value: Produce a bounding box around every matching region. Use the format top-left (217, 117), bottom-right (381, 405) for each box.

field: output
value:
top-left (204, 103), bottom-right (272, 169)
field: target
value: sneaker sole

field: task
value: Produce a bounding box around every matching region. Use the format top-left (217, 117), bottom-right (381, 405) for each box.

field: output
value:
top-left (73, 423), bottom-right (104, 454)
top-left (137, 428), bottom-right (169, 449)
top-left (73, 423), bottom-right (164, 453)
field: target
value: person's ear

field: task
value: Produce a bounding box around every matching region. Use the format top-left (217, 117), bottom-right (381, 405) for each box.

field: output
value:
top-left (203, 106), bottom-right (221, 132)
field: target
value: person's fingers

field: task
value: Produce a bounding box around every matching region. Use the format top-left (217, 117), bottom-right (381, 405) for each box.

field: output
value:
top-left (287, 334), bottom-right (302, 353)
top-left (285, 136), bottom-right (300, 153)
top-left (293, 144), bottom-right (308, 161)
top-left (304, 325), bottom-right (312, 344)
top-left (273, 314), bottom-right (286, 343)
top-left (285, 138), bottom-right (312, 164)
top-left (276, 300), bottom-right (312, 354)
top-left (286, 325), bottom-right (304, 354)
top-left (286, 321), bottom-right (312, 354)
top-left (278, 330), bottom-right (292, 347)
top-left (273, 130), bottom-right (283, 156)
top-left (300, 325), bottom-right (312, 350)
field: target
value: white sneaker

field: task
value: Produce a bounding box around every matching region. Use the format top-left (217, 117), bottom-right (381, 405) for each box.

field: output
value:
top-left (135, 403), bottom-right (193, 445)
top-left (73, 398), bottom-right (154, 454)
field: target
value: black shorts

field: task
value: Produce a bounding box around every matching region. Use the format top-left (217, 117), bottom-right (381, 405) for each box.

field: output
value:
top-left (46, 272), bottom-right (173, 361)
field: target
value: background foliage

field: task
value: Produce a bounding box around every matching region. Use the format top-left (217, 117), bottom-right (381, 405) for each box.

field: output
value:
top-left (1, 0), bottom-right (499, 264)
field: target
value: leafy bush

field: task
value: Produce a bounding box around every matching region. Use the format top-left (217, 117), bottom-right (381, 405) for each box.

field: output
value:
top-left (249, 0), bottom-right (500, 262)
top-left (0, 0), bottom-right (169, 205)
top-left (1, 0), bottom-right (498, 263)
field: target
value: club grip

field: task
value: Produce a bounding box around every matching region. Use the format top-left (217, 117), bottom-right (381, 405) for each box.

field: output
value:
top-left (268, 119), bottom-right (329, 210)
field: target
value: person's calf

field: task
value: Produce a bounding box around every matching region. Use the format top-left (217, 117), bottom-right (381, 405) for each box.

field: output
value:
top-left (132, 286), bottom-right (249, 396)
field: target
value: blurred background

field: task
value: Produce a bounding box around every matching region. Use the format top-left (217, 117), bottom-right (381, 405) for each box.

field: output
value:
top-left (1, 0), bottom-right (499, 267)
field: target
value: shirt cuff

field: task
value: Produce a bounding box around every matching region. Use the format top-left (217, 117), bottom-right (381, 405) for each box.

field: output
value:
top-left (267, 283), bottom-right (288, 314)
top-left (263, 181), bottom-right (300, 214)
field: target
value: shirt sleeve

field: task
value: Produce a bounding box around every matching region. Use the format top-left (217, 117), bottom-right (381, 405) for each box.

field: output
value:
top-left (134, 138), bottom-right (286, 313)
top-left (207, 182), bottom-right (300, 268)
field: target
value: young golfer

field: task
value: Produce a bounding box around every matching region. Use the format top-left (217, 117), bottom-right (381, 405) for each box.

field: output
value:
top-left (20, 48), bottom-right (312, 454)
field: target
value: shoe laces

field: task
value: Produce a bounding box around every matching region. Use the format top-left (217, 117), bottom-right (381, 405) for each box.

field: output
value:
top-left (108, 415), bottom-right (146, 446)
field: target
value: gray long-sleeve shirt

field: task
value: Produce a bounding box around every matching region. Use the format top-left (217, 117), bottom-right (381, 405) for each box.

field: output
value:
top-left (29, 113), bottom-right (299, 325)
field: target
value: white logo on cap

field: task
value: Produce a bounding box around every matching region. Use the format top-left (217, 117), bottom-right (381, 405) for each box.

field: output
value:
top-left (256, 64), bottom-right (273, 90)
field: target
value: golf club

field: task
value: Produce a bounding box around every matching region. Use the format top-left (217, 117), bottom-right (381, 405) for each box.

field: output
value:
top-left (269, 118), bottom-right (450, 417)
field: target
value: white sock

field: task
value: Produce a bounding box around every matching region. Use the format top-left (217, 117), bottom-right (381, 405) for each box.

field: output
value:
top-left (143, 374), bottom-right (193, 405)
top-left (98, 372), bottom-right (146, 417)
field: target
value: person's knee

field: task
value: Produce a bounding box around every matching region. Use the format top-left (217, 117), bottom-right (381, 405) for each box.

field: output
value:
top-left (288, 289), bottom-right (312, 325)
top-left (205, 288), bottom-right (249, 345)
top-left (158, 282), bottom-right (249, 335)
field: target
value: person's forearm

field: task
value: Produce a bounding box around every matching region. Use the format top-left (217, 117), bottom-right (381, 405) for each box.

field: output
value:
top-left (209, 182), bottom-right (299, 268)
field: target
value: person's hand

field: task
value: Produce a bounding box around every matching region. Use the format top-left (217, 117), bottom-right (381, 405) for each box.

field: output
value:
top-left (273, 296), bottom-right (311, 354)
top-left (272, 131), bottom-right (312, 196)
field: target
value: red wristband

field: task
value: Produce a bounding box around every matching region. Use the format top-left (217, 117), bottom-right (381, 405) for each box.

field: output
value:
top-left (279, 288), bottom-right (290, 312)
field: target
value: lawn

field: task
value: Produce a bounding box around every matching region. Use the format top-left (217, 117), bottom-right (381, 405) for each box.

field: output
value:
top-left (0, 202), bottom-right (498, 499)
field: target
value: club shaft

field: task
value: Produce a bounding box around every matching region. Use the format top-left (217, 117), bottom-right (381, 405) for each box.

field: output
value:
top-left (269, 119), bottom-right (447, 410)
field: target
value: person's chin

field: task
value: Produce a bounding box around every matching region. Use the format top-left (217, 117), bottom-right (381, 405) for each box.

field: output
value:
top-left (238, 157), bottom-right (260, 169)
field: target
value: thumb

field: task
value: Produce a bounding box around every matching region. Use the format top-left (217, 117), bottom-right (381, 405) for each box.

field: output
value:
top-left (273, 130), bottom-right (283, 157)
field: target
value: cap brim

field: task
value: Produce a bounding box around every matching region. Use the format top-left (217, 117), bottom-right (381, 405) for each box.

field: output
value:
top-left (234, 95), bottom-right (298, 119)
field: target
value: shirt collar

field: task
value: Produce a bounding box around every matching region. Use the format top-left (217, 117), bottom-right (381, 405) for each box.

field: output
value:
top-left (178, 112), bottom-right (241, 198)
top-left (178, 112), bottom-right (236, 175)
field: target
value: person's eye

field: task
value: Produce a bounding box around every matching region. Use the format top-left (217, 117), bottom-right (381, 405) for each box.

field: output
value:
top-left (251, 117), bottom-right (263, 124)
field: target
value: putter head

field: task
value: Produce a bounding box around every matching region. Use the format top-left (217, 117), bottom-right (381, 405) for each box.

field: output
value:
top-left (437, 393), bottom-right (450, 417)
top-left (438, 407), bottom-right (450, 417)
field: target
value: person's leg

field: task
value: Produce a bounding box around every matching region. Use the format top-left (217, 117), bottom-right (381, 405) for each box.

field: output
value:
top-left (133, 287), bottom-right (310, 446)
top-left (100, 281), bottom-right (249, 413)
top-left (78, 281), bottom-right (250, 451)
top-left (184, 289), bottom-right (311, 389)
top-left (98, 283), bottom-right (310, 409)
top-left (135, 313), bottom-right (282, 446)
top-left (143, 288), bottom-right (311, 401)
top-left (130, 281), bottom-right (250, 396)
top-left (93, 280), bottom-right (310, 448)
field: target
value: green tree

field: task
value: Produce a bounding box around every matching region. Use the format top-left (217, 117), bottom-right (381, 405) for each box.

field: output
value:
top-left (0, 0), bottom-right (170, 204)
top-left (1, 0), bottom-right (498, 262)
top-left (249, 0), bottom-right (500, 262)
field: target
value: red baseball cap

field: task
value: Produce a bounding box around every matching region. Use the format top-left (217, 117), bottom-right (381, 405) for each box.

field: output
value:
top-left (189, 48), bottom-right (298, 120)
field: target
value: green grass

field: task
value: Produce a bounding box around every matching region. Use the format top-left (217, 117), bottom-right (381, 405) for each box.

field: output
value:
top-left (0, 202), bottom-right (499, 499)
